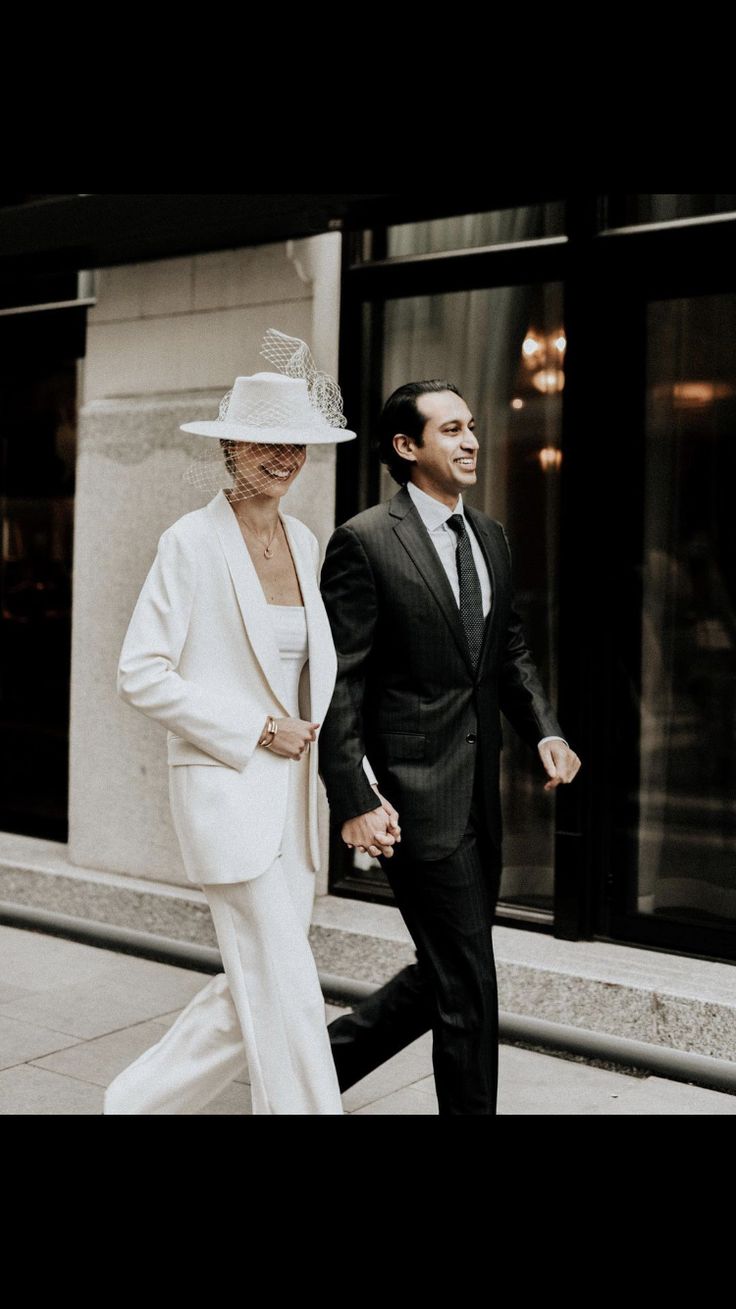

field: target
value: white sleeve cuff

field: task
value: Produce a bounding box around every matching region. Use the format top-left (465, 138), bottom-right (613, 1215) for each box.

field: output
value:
top-left (538, 735), bottom-right (569, 748)
top-left (362, 755), bottom-right (378, 787)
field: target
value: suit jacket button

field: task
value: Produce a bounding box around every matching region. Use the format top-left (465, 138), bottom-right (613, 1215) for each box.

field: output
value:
top-left (466, 733), bottom-right (477, 744)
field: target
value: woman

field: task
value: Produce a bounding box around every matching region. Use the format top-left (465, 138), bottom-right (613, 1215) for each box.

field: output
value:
top-left (103, 330), bottom-right (356, 1115)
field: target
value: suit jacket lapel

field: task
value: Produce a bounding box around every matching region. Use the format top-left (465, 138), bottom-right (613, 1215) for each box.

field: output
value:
top-left (389, 487), bottom-right (474, 673)
top-left (206, 490), bottom-right (291, 714)
top-left (280, 515), bottom-right (337, 727)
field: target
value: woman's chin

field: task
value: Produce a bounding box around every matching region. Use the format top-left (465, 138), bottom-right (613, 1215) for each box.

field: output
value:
top-left (236, 478), bottom-right (294, 501)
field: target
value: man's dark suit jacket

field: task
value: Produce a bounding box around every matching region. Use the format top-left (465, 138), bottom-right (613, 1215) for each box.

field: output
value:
top-left (318, 484), bottom-right (564, 863)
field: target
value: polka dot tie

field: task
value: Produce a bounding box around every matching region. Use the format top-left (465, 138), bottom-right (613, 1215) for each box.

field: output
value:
top-left (446, 514), bottom-right (484, 668)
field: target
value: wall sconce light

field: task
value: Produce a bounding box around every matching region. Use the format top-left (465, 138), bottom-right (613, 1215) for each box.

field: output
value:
top-left (538, 446), bottom-right (563, 472)
top-left (671, 381), bottom-right (733, 409)
top-left (522, 328), bottom-right (566, 394)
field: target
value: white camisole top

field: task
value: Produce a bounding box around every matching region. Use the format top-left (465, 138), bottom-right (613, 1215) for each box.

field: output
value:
top-left (268, 604), bottom-right (308, 718)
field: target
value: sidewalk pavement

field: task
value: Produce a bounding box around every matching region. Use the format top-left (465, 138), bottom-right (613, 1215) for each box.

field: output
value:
top-left (0, 923), bottom-right (734, 1115)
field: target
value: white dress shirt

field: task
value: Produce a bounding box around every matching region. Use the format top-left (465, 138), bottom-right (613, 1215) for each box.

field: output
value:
top-left (406, 480), bottom-right (494, 617)
top-left (362, 481), bottom-right (566, 790)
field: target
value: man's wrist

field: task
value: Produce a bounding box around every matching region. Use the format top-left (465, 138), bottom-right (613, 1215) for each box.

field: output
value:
top-left (343, 803), bottom-right (382, 829)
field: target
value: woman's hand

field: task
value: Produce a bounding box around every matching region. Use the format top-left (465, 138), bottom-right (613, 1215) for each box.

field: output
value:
top-left (263, 717), bottom-right (319, 760)
top-left (370, 785), bottom-right (401, 841)
top-left (342, 807), bottom-right (397, 859)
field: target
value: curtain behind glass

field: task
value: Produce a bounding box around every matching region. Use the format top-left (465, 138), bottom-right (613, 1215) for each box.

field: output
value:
top-left (386, 205), bottom-right (564, 258)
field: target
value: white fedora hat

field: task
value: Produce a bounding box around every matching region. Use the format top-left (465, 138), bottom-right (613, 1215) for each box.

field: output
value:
top-left (179, 328), bottom-right (356, 445)
top-left (180, 371), bottom-right (356, 445)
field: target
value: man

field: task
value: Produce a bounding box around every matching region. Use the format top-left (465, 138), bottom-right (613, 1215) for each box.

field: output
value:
top-left (318, 380), bottom-right (581, 1115)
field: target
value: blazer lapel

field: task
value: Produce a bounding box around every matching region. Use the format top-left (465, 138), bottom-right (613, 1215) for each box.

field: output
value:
top-left (280, 515), bottom-right (337, 727)
top-left (206, 490), bottom-right (291, 714)
top-left (389, 487), bottom-right (474, 673)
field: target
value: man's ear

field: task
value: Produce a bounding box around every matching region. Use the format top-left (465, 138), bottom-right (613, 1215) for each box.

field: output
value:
top-left (392, 433), bottom-right (417, 465)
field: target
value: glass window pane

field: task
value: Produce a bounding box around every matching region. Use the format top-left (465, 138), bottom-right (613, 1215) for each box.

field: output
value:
top-left (374, 203), bottom-right (565, 259)
top-left (638, 293), bottom-right (736, 926)
top-left (347, 283), bottom-right (564, 916)
top-left (0, 362), bottom-right (76, 840)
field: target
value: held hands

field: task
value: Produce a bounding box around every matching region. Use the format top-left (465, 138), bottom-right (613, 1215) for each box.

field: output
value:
top-left (262, 717), bottom-right (319, 761)
top-left (342, 786), bottom-right (401, 860)
top-left (538, 739), bottom-right (582, 790)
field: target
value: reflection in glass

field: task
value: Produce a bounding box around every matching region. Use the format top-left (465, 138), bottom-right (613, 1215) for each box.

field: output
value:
top-left (639, 295), bottom-right (736, 924)
top-left (350, 281), bottom-right (564, 915)
top-left (376, 202), bottom-right (565, 260)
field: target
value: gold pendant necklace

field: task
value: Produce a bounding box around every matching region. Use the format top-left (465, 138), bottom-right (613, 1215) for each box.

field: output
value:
top-left (237, 513), bottom-right (280, 559)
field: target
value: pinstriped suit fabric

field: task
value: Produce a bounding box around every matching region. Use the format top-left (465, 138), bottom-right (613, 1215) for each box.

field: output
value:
top-left (318, 485), bottom-right (563, 862)
top-left (320, 484), bottom-right (565, 1116)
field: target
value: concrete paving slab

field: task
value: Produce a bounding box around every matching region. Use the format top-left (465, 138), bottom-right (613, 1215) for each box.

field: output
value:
top-left (351, 1085), bottom-right (438, 1115)
top-left (585, 1075), bottom-right (736, 1115)
top-left (0, 982), bottom-right (35, 1005)
top-left (0, 968), bottom-right (209, 1040)
top-left (0, 1014), bottom-right (84, 1069)
top-left (0, 924), bottom-right (123, 989)
top-left (30, 1017), bottom-right (174, 1084)
top-left (341, 1034), bottom-right (434, 1112)
top-left (495, 1044), bottom-right (647, 1114)
top-left (0, 1063), bottom-right (103, 1114)
top-left (33, 1011), bottom-right (251, 1088)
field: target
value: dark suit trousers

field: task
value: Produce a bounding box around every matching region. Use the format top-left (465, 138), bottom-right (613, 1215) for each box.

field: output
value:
top-left (328, 761), bottom-right (503, 1116)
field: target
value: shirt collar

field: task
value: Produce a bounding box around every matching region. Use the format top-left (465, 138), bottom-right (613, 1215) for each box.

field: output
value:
top-left (406, 480), bottom-right (465, 533)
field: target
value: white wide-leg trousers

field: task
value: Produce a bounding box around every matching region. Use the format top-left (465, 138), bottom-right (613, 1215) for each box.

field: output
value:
top-left (103, 756), bottom-right (343, 1116)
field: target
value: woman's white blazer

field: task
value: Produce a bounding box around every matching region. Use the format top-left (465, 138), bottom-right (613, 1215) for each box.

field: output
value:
top-left (117, 489), bottom-right (338, 885)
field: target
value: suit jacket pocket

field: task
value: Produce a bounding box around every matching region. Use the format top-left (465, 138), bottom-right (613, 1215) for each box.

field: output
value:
top-left (377, 731), bottom-right (427, 760)
top-left (167, 733), bottom-right (237, 767)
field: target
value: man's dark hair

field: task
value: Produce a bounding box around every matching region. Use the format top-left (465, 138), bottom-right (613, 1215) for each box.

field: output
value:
top-left (377, 380), bottom-right (464, 486)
